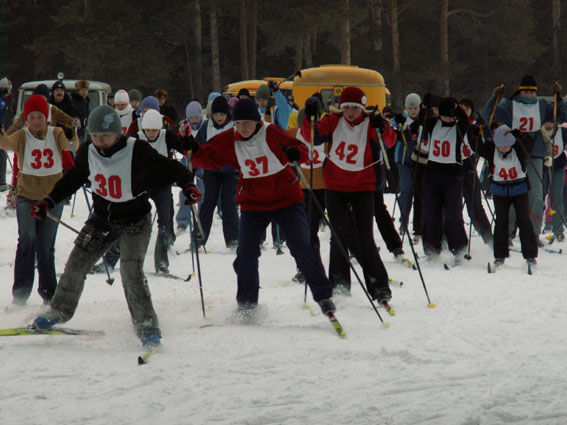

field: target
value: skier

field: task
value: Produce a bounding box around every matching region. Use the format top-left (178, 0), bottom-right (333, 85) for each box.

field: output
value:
top-left (304, 86), bottom-right (394, 304)
top-left (0, 94), bottom-right (75, 304)
top-left (190, 97), bottom-right (335, 316)
top-left (30, 105), bottom-right (200, 348)
top-left (114, 89), bottom-right (133, 135)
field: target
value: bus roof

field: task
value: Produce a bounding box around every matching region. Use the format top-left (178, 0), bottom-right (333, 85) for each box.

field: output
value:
top-left (293, 65), bottom-right (385, 87)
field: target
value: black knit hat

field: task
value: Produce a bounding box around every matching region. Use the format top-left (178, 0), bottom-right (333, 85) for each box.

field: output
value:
top-left (211, 96), bottom-right (230, 115)
top-left (237, 88), bottom-right (251, 98)
top-left (438, 97), bottom-right (456, 117)
top-left (232, 98), bottom-right (261, 121)
top-left (519, 74), bottom-right (537, 91)
top-left (52, 80), bottom-right (66, 93)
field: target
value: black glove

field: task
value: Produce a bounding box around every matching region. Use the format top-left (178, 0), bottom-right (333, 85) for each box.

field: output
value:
top-left (304, 97), bottom-right (320, 119)
top-left (30, 198), bottom-right (54, 220)
top-left (369, 112), bottom-right (385, 132)
top-left (187, 136), bottom-right (199, 154)
top-left (183, 185), bottom-right (202, 205)
top-left (394, 113), bottom-right (406, 126)
top-left (492, 85), bottom-right (505, 99)
top-left (285, 146), bottom-right (301, 163)
top-left (552, 81), bottom-right (562, 97)
top-left (267, 80), bottom-right (278, 91)
top-left (510, 128), bottom-right (522, 139)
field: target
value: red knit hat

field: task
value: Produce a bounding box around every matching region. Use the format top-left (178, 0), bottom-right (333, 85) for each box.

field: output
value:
top-left (339, 87), bottom-right (367, 109)
top-left (24, 94), bottom-right (49, 120)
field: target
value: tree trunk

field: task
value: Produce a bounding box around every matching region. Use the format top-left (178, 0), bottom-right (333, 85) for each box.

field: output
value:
top-left (248, 0), bottom-right (257, 79)
top-left (239, 0), bottom-right (249, 80)
top-left (190, 0), bottom-right (203, 102)
top-left (440, 0), bottom-right (450, 95)
top-left (391, 0), bottom-right (402, 108)
top-left (303, 33), bottom-right (314, 68)
top-left (366, 0), bottom-right (383, 52)
top-left (553, 0), bottom-right (561, 77)
top-left (184, 39), bottom-right (195, 100)
top-left (339, 0), bottom-right (351, 65)
top-left (210, 4), bottom-right (221, 92)
top-left (295, 38), bottom-right (304, 71)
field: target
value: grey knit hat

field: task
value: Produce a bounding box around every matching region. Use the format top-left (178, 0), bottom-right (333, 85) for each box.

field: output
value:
top-left (256, 84), bottom-right (271, 101)
top-left (405, 93), bottom-right (421, 109)
top-left (88, 105), bottom-right (122, 134)
top-left (128, 89), bottom-right (142, 102)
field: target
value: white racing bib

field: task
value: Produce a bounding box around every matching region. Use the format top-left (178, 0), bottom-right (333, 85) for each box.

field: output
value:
top-left (22, 126), bottom-right (63, 176)
top-left (552, 128), bottom-right (564, 159)
top-left (120, 112), bottom-right (133, 135)
top-left (428, 120), bottom-right (458, 164)
top-left (328, 117), bottom-right (369, 171)
top-left (138, 129), bottom-right (168, 157)
top-left (296, 130), bottom-right (325, 169)
top-left (462, 134), bottom-right (473, 159)
top-left (512, 101), bottom-right (541, 133)
top-left (492, 148), bottom-right (526, 182)
top-left (206, 119), bottom-right (234, 141)
top-left (234, 123), bottom-right (286, 179)
top-left (88, 137), bottom-right (136, 202)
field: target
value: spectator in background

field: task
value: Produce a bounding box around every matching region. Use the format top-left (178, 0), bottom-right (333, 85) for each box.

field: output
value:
top-left (107, 92), bottom-right (115, 107)
top-left (114, 89), bottom-right (134, 135)
top-left (49, 81), bottom-right (78, 119)
top-left (0, 77), bottom-right (11, 191)
top-left (128, 89), bottom-right (142, 111)
top-left (155, 89), bottom-right (179, 123)
top-left (71, 79), bottom-right (91, 144)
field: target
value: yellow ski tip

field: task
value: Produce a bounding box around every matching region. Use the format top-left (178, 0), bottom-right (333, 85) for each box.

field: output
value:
top-left (427, 303), bottom-right (437, 308)
top-left (199, 317), bottom-right (213, 328)
top-left (550, 209), bottom-right (557, 216)
top-left (384, 322), bottom-right (391, 329)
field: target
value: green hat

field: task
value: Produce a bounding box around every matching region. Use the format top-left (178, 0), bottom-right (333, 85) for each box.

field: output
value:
top-left (88, 105), bottom-right (122, 134)
top-left (128, 89), bottom-right (142, 102)
top-left (256, 84), bottom-right (271, 101)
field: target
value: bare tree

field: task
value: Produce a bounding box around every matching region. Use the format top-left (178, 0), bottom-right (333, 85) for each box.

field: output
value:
top-left (366, 0), bottom-right (383, 53)
top-left (210, 4), bottom-right (221, 91)
top-left (248, 0), bottom-right (258, 79)
top-left (190, 0), bottom-right (203, 101)
top-left (390, 0), bottom-right (402, 107)
top-left (295, 38), bottom-right (304, 71)
top-left (303, 32), bottom-right (314, 68)
top-left (339, 0), bottom-right (351, 65)
top-left (553, 0), bottom-right (561, 77)
top-left (239, 0), bottom-right (249, 80)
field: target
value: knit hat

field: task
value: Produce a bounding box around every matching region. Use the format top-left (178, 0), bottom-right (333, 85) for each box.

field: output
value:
top-left (75, 80), bottom-right (90, 90)
top-left (405, 93), bottom-right (421, 109)
top-left (154, 89), bottom-right (168, 98)
top-left (208, 92), bottom-right (221, 103)
top-left (141, 109), bottom-right (163, 130)
top-left (256, 84), bottom-right (271, 101)
top-left (232, 98), bottom-right (261, 122)
top-left (237, 88), bottom-right (251, 98)
top-left (114, 89), bottom-right (129, 105)
top-left (0, 77), bottom-right (11, 90)
top-left (186, 101), bottom-right (203, 118)
top-left (518, 74), bottom-right (537, 91)
top-left (52, 80), bottom-right (66, 93)
top-left (438, 97), bottom-right (456, 117)
top-left (228, 97), bottom-right (239, 108)
top-left (24, 94), bottom-right (49, 120)
top-left (33, 84), bottom-right (50, 100)
top-left (494, 124), bottom-right (516, 147)
top-left (139, 96), bottom-right (160, 113)
top-left (88, 105), bottom-right (122, 134)
top-left (339, 87), bottom-right (367, 109)
top-left (128, 89), bottom-right (142, 102)
top-left (212, 96), bottom-right (230, 114)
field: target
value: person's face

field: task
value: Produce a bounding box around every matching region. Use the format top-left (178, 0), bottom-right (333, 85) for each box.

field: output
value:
top-left (189, 116), bottom-right (201, 124)
top-left (257, 99), bottom-right (268, 109)
top-left (107, 98), bottom-right (115, 107)
top-left (130, 100), bottom-right (140, 109)
top-left (54, 88), bottom-right (65, 102)
top-left (235, 120), bottom-right (257, 138)
top-left (440, 115), bottom-right (455, 123)
top-left (341, 105), bottom-right (363, 121)
top-left (91, 133), bottom-right (120, 149)
top-left (79, 88), bottom-right (89, 99)
top-left (431, 106), bottom-right (439, 117)
top-left (497, 145), bottom-right (512, 154)
top-left (143, 128), bottom-right (161, 140)
top-left (407, 107), bottom-right (419, 119)
top-left (115, 103), bottom-right (128, 111)
top-left (542, 122), bottom-right (554, 132)
top-left (213, 113), bottom-right (227, 125)
top-left (26, 111), bottom-right (47, 132)
top-left (157, 95), bottom-right (166, 106)
top-left (460, 104), bottom-right (472, 118)
top-left (520, 90), bottom-right (537, 99)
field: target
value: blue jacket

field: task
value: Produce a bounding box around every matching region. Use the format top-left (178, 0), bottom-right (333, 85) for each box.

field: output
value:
top-left (0, 95), bottom-right (8, 130)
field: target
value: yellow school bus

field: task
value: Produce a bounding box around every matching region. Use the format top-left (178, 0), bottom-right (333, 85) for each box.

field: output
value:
top-left (292, 65), bottom-right (389, 110)
top-left (222, 78), bottom-right (293, 99)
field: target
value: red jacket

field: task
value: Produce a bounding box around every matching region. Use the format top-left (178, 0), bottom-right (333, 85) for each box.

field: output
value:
top-left (192, 123), bottom-right (309, 211)
top-left (310, 113), bottom-right (396, 192)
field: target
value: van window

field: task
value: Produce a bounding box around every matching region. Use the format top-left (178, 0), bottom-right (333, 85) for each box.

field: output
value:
top-left (19, 89), bottom-right (103, 115)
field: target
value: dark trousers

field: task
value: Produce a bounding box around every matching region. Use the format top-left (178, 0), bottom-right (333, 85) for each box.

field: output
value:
top-left (199, 170), bottom-right (239, 247)
top-left (493, 193), bottom-right (538, 259)
top-left (412, 163), bottom-right (425, 236)
top-left (13, 196), bottom-right (64, 303)
top-left (149, 184), bottom-right (173, 272)
top-left (302, 188), bottom-right (326, 247)
top-left (325, 190), bottom-right (390, 298)
top-left (462, 159), bottom-right (493, 244)
top-left (233, 203), bottom-right (332, 305)
top-left (421, 171), bottom-right (468, 255)
top-left (373, 190), bottom-right (402, 253)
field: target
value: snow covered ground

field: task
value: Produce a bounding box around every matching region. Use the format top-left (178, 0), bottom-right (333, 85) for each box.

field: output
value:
top-left (1, 183), bottom-right (566, 425)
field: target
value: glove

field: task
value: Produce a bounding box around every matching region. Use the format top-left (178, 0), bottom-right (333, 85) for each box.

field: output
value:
top-left (186, 136), bottom-right (199, 154)
top-left (544, 156), bottom-right (553, 167)
top-left (285, 146), bottom-right (301, 163)
top-left (183, 185), bottom-right (202, 205)
top-left (30, 198), bottom-right (54, 220)
top-left (492, 85), bottom-right (505, 99)
top-left (304, 97), bottom-right (320, 119)
top-left (394, 113), bottom-right (406, 127)
top-left (369, 112), bottom-right (385, 132)
top-left (510, 129), bottom-right (523, 139)
top-left (552, 81), bottom-right (562, 97)
top-left (267, 80), bottom-right (278, 91)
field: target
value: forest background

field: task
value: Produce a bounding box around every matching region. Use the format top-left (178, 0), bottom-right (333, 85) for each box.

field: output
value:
top-left (0, 0), bottom-right (564, 114)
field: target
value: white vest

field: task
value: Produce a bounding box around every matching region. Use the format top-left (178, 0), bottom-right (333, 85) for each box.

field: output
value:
top-left (552, 128), bottom-right (564, 159)
top-left (206, 119), bottom-right (234, 141)
top-left (428, 120), bottom-right (458, 164)
top-left (512, 101), bottom-right (541, 133)
top-left (22, 126), bottom-right (63, 176)
top-left (462, 134), bottom-right (473, 160)
top-left (328, 117), bottom-right (370, 172)
top-left (296, 130), bottom-right (325, 169)
top-left (493, 148), bottom-right (526, 182)
top-left (88, 138), bottom-right (136, 202)
top-left (234, 122), bottom-right (286, 179)
top-left (119, 111), bottom-right (133, 135)
top-left (138, 129), bottom-right (168, 157)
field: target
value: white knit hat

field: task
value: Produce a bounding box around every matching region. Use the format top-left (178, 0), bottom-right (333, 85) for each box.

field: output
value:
top-left (141, 109), bottom-right (163, 129)
top-left (114, 89), bottom-right (130, 105)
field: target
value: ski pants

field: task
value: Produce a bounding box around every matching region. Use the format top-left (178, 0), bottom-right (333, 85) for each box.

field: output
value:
top-left (150, 184), bottom-right (173, 272)
top-left (543, 165), bottom-right (565, 236)
top-left (373, 190), bottom-right (403, 254)
top-left (397, 161), bottom-right (414, 233)
top-left (233, 203), bottom-right (332, 306)
top-left (302, 188), bottom-right (326, 247)
top-left (50, 213), bottom-right (160, 339)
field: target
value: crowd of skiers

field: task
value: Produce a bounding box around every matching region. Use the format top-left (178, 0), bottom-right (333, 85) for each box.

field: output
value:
top-left (1, 72), bottom-right (566, 349)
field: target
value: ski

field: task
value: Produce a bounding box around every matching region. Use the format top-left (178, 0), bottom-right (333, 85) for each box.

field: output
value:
top-left (396, 256), bottom-right (416, 270)
top-left (326, 313), bottom-right (346, 338)
top-left (388, 278), bottom-right (404, 288)
top-left (527, 261), bottom-right (535, 275)
top-left (150, 272), bottom-right (186, 281)
top-left (0, 326), bottom-right (104, 336)
top-left (487, 262), bottom-right (496, 274)
top-left (138, 344), bottom-right (161, 365)
top-left (380, 301), bottom-right (396, 316)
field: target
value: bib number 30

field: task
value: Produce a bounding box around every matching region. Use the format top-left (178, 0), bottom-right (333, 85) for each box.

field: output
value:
top-left (94, 174), bottom-right (123, 199)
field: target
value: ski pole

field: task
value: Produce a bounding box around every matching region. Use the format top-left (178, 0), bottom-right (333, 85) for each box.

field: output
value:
top-left (293, 162), bottom-right (388, 326)
top-left (46, 211), bottom-right (81, 234)
top-left (376, 131), bottom-right (435, 308)
top-left (304, 115), bottom-right (316, 304)
top-left (190, 204), bottom-right (207, 319)
top-left (70, 192), bottom-right (77, 218)
top-left (190, 203), bottom-right (208, 254)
